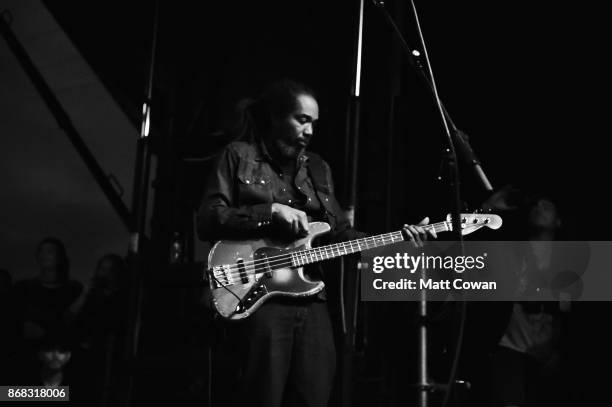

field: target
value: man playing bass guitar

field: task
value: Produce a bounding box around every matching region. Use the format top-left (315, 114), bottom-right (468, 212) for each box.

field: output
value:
top-left (197, 79), bottom-right (435, 407)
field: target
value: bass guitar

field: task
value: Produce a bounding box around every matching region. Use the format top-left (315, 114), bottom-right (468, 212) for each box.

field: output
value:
top-left (207, 213), bottom-right (502, 320)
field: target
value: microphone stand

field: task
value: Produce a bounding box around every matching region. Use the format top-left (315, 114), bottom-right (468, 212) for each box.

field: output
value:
top-left (339, 1), bottom-right (366, 406)
top-left (123, 1), bottom-right (160, 405)
top-left (370, 1), bottom-right (490, 406)
top-left (371, 1), bottom-right (493, 193)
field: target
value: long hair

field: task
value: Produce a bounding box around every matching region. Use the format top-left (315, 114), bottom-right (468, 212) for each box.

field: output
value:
top-left (228, 78), bottom-right (316, 142)
top-left (36, 237), bottom-right (70, 283)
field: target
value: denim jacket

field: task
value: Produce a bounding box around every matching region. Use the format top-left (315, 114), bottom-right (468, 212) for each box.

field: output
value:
top-left (197, 140), bottom-right (364, 243)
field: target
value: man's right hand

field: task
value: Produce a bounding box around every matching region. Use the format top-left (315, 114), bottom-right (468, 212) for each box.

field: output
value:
top-left (271, 203), bottom-right (310, 237)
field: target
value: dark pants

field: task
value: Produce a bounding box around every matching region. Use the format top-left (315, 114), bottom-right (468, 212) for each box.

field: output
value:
top-left (226, 298), bottom-right (336, 407)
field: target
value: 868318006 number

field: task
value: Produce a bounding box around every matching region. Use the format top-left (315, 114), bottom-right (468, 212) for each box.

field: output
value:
top-left (0, 386), bottom-right (69, 401)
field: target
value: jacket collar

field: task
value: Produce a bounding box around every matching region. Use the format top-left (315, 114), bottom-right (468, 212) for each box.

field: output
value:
top-left (255, 138), bottom-right (309, 167)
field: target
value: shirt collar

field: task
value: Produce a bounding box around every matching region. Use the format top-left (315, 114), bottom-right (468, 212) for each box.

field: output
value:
top-left (256, 138), bottom-right (309, 167)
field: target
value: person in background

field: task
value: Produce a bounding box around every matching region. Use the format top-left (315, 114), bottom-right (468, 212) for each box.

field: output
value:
top-left (77, 254), bottom-right (128, 406)
top-left (12, 237), bottom-right (83, 384)
top-left (492, 195), bottom-right (573, 407)
top-left (78, 253), bottom-right (128, 345)
top-left (14, 324), bottom-right (93, 405)
top-left (14, 237), bottom-right (83, 343)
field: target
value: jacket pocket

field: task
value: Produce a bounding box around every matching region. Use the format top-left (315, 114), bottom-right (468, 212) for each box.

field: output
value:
top-left (236, 160), bottom-right (273, 203)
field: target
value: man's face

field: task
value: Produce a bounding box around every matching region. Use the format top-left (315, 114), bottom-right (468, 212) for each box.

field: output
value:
top-left (270, 94), bottom-right (319, 159)
top-left (529, 198), bottom-right (560, 230)
top-left (38, 349), bottom-right (72, 370)
top-left (37, 243), bottom-right (60, 269)
top-left (94, 259), bottom-right (119, 291)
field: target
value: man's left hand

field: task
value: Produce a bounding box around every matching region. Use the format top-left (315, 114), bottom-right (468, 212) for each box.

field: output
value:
top-left (403, 217), bottom-right (437, 248)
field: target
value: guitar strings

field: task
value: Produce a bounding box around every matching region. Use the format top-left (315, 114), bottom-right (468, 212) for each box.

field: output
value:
top-left (211, 222), bottom-right (451, 282)
top-left (214, 221), bottom-right (447, 274)
top-left (215, 233), bottom-right (403, 283)
top-left (214, 230), bottom-right (406, 277)
top-left (211, 221), bottom-right (453, 285)
top-left (217, 231), bottom-right (402, 271)
top-left (211, 215), bottom-right (498, 279)
top-left (216, 221), bottom-right (449, 272)
top-left (212, 216), bottom-right (494, 285)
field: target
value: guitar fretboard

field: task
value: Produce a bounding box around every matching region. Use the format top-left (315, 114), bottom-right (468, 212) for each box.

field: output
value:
top-left (289, 221), bottom-right (451, 267)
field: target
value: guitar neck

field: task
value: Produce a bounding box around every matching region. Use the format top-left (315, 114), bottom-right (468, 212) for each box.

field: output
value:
top-left (291, 221), bottom-right (451, 267)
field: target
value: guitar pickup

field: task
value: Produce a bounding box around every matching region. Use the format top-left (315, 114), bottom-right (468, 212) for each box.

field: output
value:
top-left (236, 258), bottom-right (249, 283)
top-left (254, 250), bottom-right (273, 278)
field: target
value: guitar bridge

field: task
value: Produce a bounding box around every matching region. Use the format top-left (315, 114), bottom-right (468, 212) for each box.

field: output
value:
top-left (210, 264), bottom-right (234, 288)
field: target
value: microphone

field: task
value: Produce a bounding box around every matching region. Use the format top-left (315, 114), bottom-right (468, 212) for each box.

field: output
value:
top-left (453, 129), bottom-right (493, 191)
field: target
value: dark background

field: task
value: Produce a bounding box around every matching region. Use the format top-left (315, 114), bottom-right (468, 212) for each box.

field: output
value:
top-left (3, 0), bottom-right (611, 405)
top-left (41, 0), bottom-right (611, 237)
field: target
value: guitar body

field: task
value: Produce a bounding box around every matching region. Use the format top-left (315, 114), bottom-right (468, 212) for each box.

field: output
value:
top-left (208, 222), bottom-right (331, 320)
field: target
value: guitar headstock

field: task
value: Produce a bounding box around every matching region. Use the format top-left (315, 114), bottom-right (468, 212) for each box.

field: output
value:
top-left (446, 213), bottom-right (503, 236)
